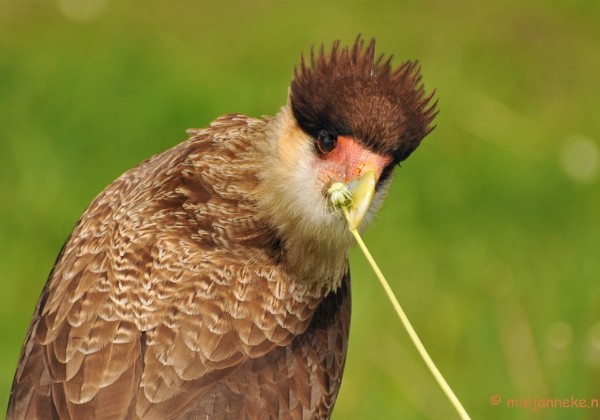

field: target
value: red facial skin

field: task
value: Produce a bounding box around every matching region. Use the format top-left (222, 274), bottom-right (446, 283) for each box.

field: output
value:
top-left (319, 135), bottom-right (392, 183)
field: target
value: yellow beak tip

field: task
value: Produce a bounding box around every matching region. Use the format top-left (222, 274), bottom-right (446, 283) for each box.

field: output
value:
top-left (346, 170), bottom-right (377, 230)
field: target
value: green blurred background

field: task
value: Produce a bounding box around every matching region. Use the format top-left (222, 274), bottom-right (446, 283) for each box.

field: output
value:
top-left (1, 0), bottom-right (599, 418)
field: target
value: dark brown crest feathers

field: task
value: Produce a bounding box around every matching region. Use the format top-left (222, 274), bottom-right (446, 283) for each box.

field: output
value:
top-left (290, 36), bottom-right (437, 163)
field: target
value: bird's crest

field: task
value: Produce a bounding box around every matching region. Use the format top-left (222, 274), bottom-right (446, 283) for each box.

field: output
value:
top-left (290, 36), bottom-right (437, 163)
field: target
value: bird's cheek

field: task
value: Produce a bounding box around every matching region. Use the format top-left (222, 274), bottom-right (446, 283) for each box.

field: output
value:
top-left (315, 159), bottom-right (348, 185)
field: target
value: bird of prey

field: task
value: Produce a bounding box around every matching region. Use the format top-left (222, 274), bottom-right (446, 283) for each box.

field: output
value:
top-left (8, 37), bottom-right (436, 419)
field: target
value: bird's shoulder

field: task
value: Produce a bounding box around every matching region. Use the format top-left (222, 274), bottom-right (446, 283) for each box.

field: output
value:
top-left (186, 113), bottom-right (270, 138)
top-left (8, 111), bottom-right (324, 418)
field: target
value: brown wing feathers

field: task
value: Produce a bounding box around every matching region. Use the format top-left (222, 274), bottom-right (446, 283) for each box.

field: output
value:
top-left (9, 115), bottom-right (350, 419)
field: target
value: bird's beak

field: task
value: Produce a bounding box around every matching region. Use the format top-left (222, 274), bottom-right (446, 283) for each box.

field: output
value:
top-left (346, 169), bottom-right (377, 230)
top-left (328, 135), bottom-right (392, 229)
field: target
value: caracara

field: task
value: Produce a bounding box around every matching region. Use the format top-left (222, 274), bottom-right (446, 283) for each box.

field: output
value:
top-left (8, 37), bottom-right (436, 419)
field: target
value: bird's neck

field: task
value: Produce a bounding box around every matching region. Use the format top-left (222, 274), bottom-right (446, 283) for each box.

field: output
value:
top-left (255, 105), bottom-right (353, 296)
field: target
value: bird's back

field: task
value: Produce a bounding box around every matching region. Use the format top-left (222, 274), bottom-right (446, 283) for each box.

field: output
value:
top-left (8, 114), bottom-right (351, 419)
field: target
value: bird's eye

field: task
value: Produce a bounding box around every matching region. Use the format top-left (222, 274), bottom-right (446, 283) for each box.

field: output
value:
top-left (316, 131), bottom-right (337, 155)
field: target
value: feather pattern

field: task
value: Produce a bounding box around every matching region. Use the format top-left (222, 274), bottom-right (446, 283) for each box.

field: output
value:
top-left (9, 114), bottom-right (351, 419)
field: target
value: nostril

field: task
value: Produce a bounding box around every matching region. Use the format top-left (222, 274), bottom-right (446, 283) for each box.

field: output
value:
top-left (357, 162), bottom-right (365, 175)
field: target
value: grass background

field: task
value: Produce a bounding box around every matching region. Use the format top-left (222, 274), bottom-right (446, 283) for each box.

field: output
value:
top-left (1, 0), bottom-right (599, 418)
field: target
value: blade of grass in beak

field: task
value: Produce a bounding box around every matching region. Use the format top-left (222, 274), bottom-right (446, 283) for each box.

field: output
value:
top-left (342, 207), bottom-right (471, 420)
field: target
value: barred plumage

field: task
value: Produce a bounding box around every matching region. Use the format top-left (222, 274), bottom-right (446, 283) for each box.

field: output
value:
top-left (8, 37), bottom-right (435, 419)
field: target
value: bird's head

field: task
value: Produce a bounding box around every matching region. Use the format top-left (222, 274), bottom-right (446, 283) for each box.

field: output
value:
top-left (260, 37), bottom-right (436, 278)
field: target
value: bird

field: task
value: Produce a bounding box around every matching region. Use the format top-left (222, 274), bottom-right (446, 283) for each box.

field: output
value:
top-left (8, 37), bottom-right (436, 419)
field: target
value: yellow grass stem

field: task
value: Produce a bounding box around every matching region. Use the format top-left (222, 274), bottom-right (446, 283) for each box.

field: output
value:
top-left (341, 207), bottom-right (470, 420)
